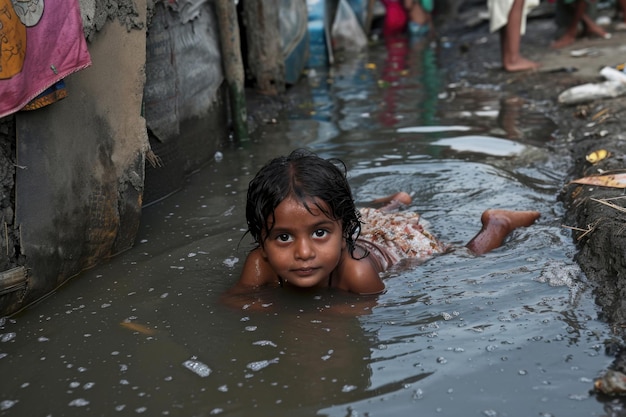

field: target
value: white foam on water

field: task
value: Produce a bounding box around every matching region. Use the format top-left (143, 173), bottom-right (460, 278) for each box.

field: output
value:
top-left (397, 126), bottom-right (471, 133)
top-left (182, 357), bottom-right (212, 378)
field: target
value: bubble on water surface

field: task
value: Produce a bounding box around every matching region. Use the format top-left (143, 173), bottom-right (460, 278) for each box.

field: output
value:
top-left (341, 385), bottom-right (357, 392)
top-left (536, 261), bottom-right (581, 287)
top-left (222, 257), bottom-right (239, 268)
top-left (1, 332), bottom-right (16, 342)
top-left (182, 357), bottom-right (212, 377)
top-left (252, 340), bottom-right (277, 347)
top-left (0, 400), bottom-right (17, 410)
top-left (441, 311), bottom-right (459, 321)
top-left (68, 398), bottom-right (90, 407)
top-left (247, 357), bottom-right (279, 371)
top-left (413, 388), bottom-right (424, 399)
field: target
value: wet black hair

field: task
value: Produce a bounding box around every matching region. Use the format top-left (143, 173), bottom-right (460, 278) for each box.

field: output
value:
top-left (245, 149), bottom-right (362, 256)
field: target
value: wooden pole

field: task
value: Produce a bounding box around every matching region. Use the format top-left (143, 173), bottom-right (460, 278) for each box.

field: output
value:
top-left (364, 0), bottom-right (376, 35)
top-left (242, 0), bottom-right (285, 95)
top-left (215, 0), bottom-right (249, 142)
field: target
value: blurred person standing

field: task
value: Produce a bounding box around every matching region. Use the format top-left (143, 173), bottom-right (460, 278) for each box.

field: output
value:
top-left (488, 0), bottom-right (540, 72)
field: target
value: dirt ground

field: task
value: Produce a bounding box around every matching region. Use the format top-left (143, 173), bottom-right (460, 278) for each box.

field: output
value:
top-left (434, 2), bottom-right (626, 368)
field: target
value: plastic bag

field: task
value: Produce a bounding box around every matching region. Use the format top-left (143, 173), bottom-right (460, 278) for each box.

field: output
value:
top-left (558, 66), bottom-right (626, 104)
top-left (331, 0), bottom-right (368, 53)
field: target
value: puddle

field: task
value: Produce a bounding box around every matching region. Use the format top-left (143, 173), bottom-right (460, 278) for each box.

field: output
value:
top-left (0, 38), bottom-right (612, 416)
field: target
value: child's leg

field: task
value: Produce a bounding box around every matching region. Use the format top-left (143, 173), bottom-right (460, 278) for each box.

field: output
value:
top-left (500, 0), bottom-right (539, 71)
top-left (552, 0), bottom-right (585, 48)
top-left (465, 209), bottom-right (540, 255)
top-left (407, 1), bottom-right (428, 25)
top-left (620, 0), bottom-right (626, 22)
top-left (580, 12), bottom-right (610, 38)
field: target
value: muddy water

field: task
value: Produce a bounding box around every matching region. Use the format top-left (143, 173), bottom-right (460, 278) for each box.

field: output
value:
top-left (0, 39), bottom-right (615, 416)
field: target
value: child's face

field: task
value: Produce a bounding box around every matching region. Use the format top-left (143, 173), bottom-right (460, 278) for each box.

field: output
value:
top-left (260, 197), bottom-right (346, 289)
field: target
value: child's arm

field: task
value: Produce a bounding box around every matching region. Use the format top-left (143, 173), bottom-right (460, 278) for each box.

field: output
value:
top-left (232, 248), bottom-right (277, 290)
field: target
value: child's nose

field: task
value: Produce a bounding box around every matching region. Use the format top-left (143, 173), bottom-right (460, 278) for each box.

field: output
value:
top-left (294, 238), bottom-right (314, 260)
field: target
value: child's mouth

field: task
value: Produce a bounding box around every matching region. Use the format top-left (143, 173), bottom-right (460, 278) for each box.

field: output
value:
top-left (292, 267), bottom-right (317, 277)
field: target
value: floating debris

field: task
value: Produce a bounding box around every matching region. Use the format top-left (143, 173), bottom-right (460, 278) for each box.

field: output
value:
top-left (246, 357), bottom-right (279, 372)
top-left (594, 370), bottom-right (626, 395)
top-left (585, 149), bottom-right (610, 164)
top-left (182, 357), bottom-right (212, 378)
top-left (119, 321), bottom-right (155, 335)
top-left (570, 173), bottom-right (626, 189)
top-left (222, 257), bottom-right (239, 268)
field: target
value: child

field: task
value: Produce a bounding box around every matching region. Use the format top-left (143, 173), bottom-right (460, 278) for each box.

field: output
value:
top-left (488, 0), bottom-right (540, 72)
top-left (617, 0), bottom-right (626, 31)
top-left (552, 0), bottom-right (611, 49)
top-left (232, 149), bottom-right (540, 296)
top-left (405, 0), bottom-right (433, 38)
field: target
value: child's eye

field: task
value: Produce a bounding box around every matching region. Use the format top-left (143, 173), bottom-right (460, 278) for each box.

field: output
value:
top-left (276, 233), bottom-right (292, 242)
top-left (312, 229), bottom-right (328, 238)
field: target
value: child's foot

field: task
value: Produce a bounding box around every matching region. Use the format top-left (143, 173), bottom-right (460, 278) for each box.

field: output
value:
top-left (503, 57), bottom-right (540, 72)
top-left (481, 209), bottom-right (540, 230)
top-left (466, 209), bottom-right (540, 255)
top-left (551, 33), bottom-right (577, 49)
top-left (582, 16), bottom-right (611, 39)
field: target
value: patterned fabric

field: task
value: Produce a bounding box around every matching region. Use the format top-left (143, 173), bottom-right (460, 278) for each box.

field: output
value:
top-left (358, 207), bottom-right (448, 270)
top-left (0, 0), bottom-right (91, 118)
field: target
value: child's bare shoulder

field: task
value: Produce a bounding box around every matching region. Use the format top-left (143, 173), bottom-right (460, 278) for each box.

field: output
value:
top-left (237, 248), bottom-right (278, 289)
top-left (336, 253), bottom-right (385, 295)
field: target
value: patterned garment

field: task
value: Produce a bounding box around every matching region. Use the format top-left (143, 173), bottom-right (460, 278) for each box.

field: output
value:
top-left (358, 207), bottom-right (448, 270)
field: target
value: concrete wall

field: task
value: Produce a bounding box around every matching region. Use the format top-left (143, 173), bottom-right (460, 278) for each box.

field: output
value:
top-left (0, 0), bottom-right (230, 315)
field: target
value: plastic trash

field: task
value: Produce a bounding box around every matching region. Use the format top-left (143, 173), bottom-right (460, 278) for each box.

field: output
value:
top-left (331, 0), bottom-right (368, 53)
top-left (558, 66), bottom-right (626, 105)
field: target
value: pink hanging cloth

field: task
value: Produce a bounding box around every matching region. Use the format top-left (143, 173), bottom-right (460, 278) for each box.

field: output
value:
top-left (0, 0), bottom-right (92, 118)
